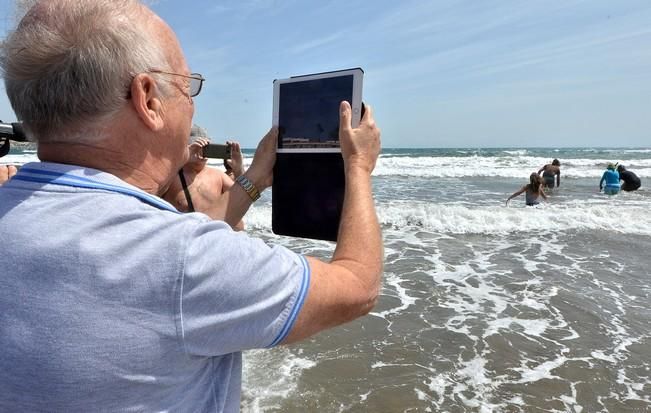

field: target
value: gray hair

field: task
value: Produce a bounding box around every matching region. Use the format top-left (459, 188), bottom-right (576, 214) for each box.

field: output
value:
top-left (0, 0), bottom-right (171, 142)
top-left (189, 124), bottom-right (210, 144)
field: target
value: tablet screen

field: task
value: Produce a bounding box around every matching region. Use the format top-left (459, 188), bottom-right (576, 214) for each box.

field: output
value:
top-left (278, 75), bottom-right (353, 151)
top-left (273, 68), bottom-right (363, 153)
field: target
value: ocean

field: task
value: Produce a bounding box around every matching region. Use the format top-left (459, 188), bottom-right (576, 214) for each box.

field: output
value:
top-left (3, 147), bottom-right (651, 412)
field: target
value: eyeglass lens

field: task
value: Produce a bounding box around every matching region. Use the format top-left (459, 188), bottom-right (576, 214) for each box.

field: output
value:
top-left (190, 74), bottom-right (203, 97)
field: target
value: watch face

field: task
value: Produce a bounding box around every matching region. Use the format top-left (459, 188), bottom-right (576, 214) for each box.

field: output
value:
top-left (238, 176), bottom-right (251, 189)
top-left (237, 176), bottom-right (259, 201)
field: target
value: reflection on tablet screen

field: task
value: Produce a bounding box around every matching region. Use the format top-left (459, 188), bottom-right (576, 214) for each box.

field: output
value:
top-left (278, 75), bottom-right (353, 149)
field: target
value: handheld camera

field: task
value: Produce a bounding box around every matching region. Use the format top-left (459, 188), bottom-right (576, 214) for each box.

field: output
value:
top-left (202, 143), bottom-right (231, 160)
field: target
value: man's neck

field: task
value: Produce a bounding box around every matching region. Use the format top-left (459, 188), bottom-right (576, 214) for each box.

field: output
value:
top-left (38, 141), bottom-right (175, 196)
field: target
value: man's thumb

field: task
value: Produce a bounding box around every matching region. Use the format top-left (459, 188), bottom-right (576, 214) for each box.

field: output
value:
top-left (339, 101), bottom-right (351, 133)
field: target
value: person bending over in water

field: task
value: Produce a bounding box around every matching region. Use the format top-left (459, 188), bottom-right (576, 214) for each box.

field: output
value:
top-left (538, 158), bottom-right (561, 189)
top-left (617, 164), bottom-right (641, 192)
top-left (599, 162), bottom-right (620, 195)
top-left (506, 173), bottom-right (548, 206)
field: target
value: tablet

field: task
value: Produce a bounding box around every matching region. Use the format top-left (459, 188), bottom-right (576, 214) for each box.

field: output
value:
top-left (272, 68), bottom-right (364, 153)
top-left (271, 68), bottom-right (364, 241)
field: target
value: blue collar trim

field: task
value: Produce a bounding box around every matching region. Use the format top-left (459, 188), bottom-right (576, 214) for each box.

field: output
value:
top-left (13, 165), bottom-right (178, 213)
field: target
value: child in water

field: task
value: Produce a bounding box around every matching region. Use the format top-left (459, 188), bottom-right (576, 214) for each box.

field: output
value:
top-left (506, 173), bottom-right (548, 206)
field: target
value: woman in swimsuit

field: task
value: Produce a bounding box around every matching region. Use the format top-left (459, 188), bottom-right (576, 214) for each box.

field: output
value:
top-left (506, 173), bottom-right (548, 206)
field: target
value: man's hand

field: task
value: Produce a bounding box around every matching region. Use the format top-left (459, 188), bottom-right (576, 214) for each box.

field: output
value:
top-left (224, 140), bottom-right (244, 178)
top-left (188, 138), bottom-right (209, 161)
top-left (0, 165), bottom-right (17, 185)
top-left (245, 127), bottom-right (277, 191)
top-left (339, 101), bottom-right (381, 174)
top-left (183, 137), bottom-right (210, 174)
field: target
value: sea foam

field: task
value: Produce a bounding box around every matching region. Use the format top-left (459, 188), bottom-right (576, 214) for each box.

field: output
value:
top-left (377, 201), bottom-right (651, 235)
top-left (241, 199), bottom-right (651, 237)
top-left (375, 155), bottom-right (651, 178)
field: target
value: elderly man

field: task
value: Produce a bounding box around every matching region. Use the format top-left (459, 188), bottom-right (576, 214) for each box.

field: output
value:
top-left (162, 124), bottom-right (246, 230)
top-left (0, 0), bottom-right (382, 412)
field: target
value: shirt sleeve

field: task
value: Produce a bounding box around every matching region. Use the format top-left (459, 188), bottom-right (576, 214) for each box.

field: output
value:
top-left (178, 222), bottom-right (310, 356)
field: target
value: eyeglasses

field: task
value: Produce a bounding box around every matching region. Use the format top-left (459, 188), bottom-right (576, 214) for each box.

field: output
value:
top-left (149, 69), bottom-right (205, 97)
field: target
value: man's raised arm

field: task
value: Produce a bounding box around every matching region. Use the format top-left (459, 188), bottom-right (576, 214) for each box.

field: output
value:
top-left (283, 101), bottom-right (383, 344)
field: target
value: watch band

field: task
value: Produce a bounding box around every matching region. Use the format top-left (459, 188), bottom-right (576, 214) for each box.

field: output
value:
top-left (235, 175), bottom-right (260, 202)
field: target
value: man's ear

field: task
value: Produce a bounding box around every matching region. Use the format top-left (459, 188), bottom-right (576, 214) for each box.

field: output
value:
top-left (129, 73), bottom-right (165, 131)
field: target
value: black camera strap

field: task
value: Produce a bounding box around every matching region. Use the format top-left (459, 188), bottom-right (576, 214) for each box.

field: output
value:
top-left (178, 169), bottom-right (195, 213)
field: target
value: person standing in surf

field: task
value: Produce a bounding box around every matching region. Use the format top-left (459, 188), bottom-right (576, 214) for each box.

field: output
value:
top-left (506, 173), bottom-right (548, 206)
top-left (538, 159), bottom-right (561, 189)
top-left (600, 162), bottom-right (620, 195)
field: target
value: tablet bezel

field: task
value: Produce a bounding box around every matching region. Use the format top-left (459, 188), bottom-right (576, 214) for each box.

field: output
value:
top-left (272, 68), bottom-right (364, 153)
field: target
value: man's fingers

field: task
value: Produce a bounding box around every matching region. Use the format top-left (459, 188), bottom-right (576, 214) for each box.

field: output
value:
top-left (339, 101), bottom-right (352, 133)
top-left (360, 103), bottom-right (372, 124)
top-left (263, 127), bottom-right (278, 148)
top-left (254, 127), bottom-right (278, 160)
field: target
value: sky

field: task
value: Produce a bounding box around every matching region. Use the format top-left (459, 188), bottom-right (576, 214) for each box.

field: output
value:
top-left (0, 0), bottom-right (650, 148)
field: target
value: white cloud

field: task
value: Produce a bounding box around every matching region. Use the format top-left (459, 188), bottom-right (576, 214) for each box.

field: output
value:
top-left (289, 31), bottom-right (347, 55)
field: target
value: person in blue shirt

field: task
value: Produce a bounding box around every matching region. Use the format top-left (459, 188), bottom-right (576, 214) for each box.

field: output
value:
top-left (0, 1), bottom-right (383, 411)
top-left (599, 163), bottom-right (620, 195)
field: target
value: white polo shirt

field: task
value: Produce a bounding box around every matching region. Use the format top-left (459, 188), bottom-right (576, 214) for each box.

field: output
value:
top-left (0, 162), bottom-right (310, 412)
